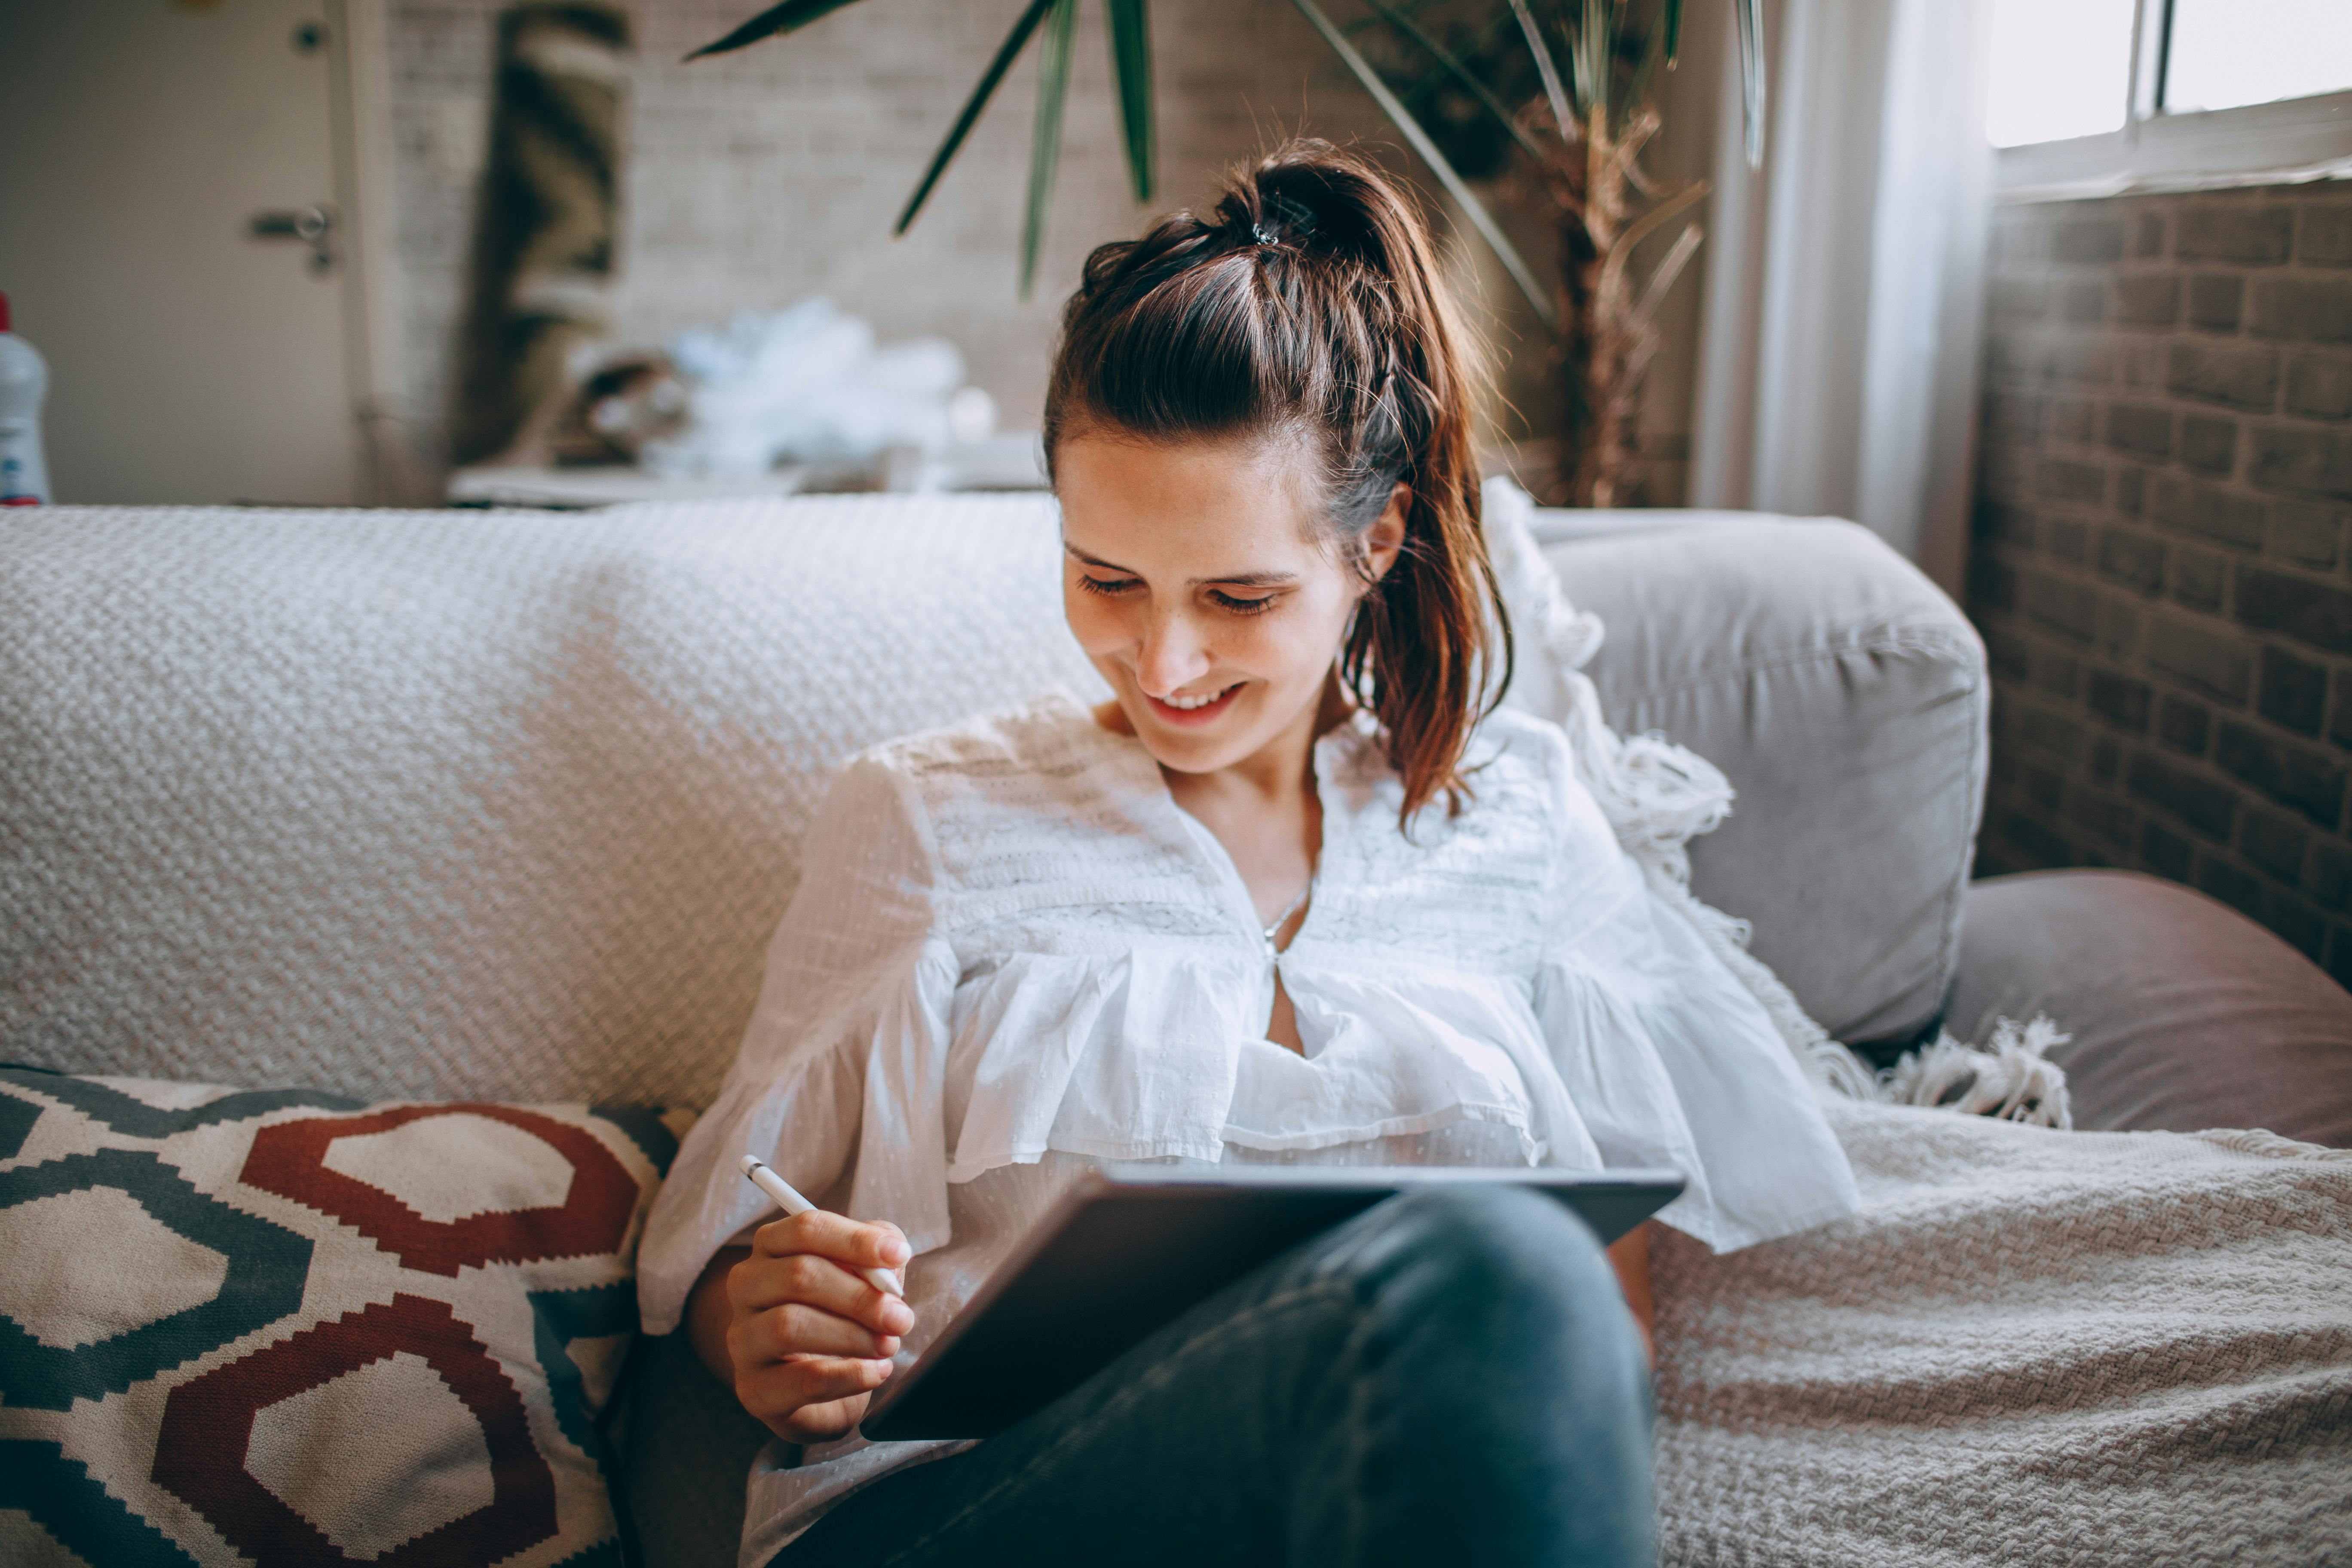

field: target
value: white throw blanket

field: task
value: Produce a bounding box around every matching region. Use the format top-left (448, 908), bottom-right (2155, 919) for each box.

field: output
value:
top-left (1654, 1101), bottom-right (2352, 1565)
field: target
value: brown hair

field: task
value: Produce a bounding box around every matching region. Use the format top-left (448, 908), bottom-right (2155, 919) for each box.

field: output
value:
top-left (1043, 138), bottom-right (1511, 824)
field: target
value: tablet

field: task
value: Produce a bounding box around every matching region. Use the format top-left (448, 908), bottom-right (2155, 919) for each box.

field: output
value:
top-left (859, 1164), bottom-right (1684, 1442)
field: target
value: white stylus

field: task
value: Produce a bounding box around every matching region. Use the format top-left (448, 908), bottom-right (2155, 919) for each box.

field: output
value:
top-left (739, 1155), bottom-right (905, 1298)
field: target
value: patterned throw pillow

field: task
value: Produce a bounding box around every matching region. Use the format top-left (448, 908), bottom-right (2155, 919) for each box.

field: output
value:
top-left (0, 1066), bottom-right (689, 1567)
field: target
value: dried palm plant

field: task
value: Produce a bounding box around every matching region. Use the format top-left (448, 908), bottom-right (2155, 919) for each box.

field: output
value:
top-left (688, 0), bottom-right (1766, 507)
top-left (1335, 0), bottom-right (1767, 503)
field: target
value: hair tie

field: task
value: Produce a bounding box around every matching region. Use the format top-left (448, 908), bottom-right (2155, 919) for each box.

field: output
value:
top-left (1265, 192), bottom-right (1318, 241)
top-left (1250, 220), bottom-right (1279, 248)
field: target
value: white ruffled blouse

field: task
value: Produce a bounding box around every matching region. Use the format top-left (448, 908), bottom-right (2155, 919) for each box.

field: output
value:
top-left (638, 690), bottom-right (1859, 1561)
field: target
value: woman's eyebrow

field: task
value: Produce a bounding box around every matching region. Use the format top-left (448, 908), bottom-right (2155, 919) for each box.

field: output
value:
top-left (1063, 543), bottom-right (1299, 588)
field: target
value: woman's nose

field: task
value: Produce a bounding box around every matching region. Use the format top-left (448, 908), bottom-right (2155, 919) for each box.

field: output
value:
top-left (1134, 612), bottom-right (1211, 694)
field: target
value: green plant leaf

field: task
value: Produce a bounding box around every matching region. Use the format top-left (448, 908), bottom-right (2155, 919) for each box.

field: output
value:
top-left (1562, 3), bottom-right (1588, 112)
top-left (685, 0), bottom-right (869, 61)
top-left (1507, 0), bottom-right (1573, 137)
top-left (1287, 0), bottom-right (1558, 330)
top-left (894, 0), bottom-right (1059, 237)
top-left (1340, 0), bottom-right (1444, 36)
top-left (1365, 0), bottom-right (1545, 162)
top-left (1021, 0), bottom-right (1080, 297)
top-left (1737, 0), bottom-right (1765, 168)
top-left (1106, 0), bottom-right (1155, 203)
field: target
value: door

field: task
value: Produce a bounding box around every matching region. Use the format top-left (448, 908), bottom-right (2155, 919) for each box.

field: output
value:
top-left (0, 0), bottom-right (362, 505)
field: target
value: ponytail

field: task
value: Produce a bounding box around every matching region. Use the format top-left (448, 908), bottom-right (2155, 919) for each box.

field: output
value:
top-left (1044, 139), bottom-right (1510, 824)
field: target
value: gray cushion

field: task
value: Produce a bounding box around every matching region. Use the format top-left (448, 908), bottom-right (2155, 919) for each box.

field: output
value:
top-left (1948, 869), bottom-right (2352, 1148)
top-left (1538, 512), bottom-right (1987, 1045)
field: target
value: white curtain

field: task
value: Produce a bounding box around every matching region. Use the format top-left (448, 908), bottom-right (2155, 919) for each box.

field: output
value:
top-left (1689, 0), bottom-right (1996, 595)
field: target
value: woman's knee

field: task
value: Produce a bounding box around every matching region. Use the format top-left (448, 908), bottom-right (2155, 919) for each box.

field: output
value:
top-left (1324, 1184), bottom-right (1645, 1385)
top-left (1336, 1182), bottom-right (1616, 1291)
top-left (1292, 1185), bottom-right (1654, 1562)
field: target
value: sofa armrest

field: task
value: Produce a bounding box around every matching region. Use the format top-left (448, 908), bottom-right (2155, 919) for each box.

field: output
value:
top-left (1529, 512), bottom-right (1988, 1046)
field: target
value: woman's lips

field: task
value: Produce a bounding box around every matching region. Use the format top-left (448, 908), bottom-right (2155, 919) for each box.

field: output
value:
top-left (1144, 682), bottom-right (1243, 727)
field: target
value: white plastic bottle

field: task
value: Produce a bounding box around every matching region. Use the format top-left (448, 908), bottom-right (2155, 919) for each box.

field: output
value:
top-left (0, 292), bottom-right (52, 506)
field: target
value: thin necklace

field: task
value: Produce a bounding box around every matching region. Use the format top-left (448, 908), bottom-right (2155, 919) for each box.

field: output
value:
top-left (1263, 882), bottom-right (1312, 950)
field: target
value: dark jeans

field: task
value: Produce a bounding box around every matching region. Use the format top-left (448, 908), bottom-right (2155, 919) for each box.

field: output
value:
top-left (782, 1184), bottom-right (1654, 1568)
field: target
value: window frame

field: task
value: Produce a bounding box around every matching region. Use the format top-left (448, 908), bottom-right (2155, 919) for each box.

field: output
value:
top-left (1996, 0), bottom-right (2352, 197)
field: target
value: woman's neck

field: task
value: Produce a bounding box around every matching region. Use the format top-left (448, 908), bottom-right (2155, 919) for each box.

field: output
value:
top-left (1096, 676), bottom-right (1344, 1054)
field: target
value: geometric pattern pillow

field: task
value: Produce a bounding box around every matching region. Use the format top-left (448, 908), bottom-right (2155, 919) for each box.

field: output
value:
top-left (0, 1067), bottom-right (691, 1567)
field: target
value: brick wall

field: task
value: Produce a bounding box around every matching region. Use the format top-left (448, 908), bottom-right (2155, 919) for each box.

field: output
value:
top-left (382, 0), bottom-right (1389, 478)
top-left (1968, 180), bottom-right (2352, 978)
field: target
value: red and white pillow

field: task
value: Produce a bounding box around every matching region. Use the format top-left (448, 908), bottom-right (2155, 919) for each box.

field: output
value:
top-left (0, 1066), bottom-right (688, 1567)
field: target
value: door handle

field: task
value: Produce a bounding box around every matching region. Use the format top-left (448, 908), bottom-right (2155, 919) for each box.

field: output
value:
top-left (248, 204), bottom-right (336, 273)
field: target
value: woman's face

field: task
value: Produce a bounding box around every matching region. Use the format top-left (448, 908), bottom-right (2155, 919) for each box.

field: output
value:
top-left (1057, 430), bottom-right (1400, 779)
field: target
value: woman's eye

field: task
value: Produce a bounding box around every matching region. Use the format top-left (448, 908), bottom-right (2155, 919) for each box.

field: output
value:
top-left (1209, 590), bottom-right (1276, 616)
top-left (1078, 575), bottom-right (1140, 597)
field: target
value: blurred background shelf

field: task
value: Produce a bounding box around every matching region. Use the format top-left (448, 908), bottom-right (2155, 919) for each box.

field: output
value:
top-left (445, 465), bottom-right (809, 508)
top-left (445, 433), bottom-right (1047, 509)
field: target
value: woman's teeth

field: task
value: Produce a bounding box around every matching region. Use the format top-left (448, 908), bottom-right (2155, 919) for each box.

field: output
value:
top-left (1161, 684), bottom-right (1234, 710)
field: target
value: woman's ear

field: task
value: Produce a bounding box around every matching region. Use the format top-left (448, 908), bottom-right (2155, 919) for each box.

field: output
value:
top-left (1362, 484), bottom-right (1409, 584)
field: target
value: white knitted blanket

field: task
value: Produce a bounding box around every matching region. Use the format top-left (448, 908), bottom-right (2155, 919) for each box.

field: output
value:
top-left (1654, 1101), bottom-right (2352, 1566)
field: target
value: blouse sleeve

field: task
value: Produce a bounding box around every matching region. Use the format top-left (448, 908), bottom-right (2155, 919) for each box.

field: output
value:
top-left (637, 753), bottom-right (958, 1336)
top-left (1528, 726), bottom-right (1860, 1253)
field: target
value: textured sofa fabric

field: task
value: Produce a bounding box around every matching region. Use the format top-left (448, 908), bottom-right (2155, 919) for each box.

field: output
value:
top-left (1534, 513), bottom-right (1987, 1046)
top-left (0, 499), bottom-right (1095, 1108)
top-left (0, 498), bottom-right (1975, 1115)
top-left (1949, 870), bottom-right (2352, 1148)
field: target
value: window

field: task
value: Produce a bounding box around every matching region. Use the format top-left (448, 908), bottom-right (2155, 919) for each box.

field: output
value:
top-left (2162, 0), bottom-right (2352, 116)
top-left (1987, 0), bottom-right (2138, 150)
top-left (1989, 0), bottom-right (2352, 188)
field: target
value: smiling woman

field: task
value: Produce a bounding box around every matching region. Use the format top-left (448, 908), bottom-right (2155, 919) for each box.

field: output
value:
top-left (640, 138), bottom-right (1861, 1568)
top-left (1058, 432), bottom-right (1399, 1048)
top-left (1045, 141), bottom-right (1506, 826)
top-left (1057, 435), bottom-right (1374, 758)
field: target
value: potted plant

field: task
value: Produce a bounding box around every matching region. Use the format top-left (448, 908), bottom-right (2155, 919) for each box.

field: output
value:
top-left (689, 0), bottom-right (1764, 505)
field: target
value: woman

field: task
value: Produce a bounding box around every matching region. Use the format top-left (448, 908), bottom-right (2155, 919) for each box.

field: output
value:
top-left (639, 140), bottom-right (1859, 1567)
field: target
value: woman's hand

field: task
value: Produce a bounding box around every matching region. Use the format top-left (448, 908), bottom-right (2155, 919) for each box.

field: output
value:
top-left (684, 1211), bottom-right (915, 1443)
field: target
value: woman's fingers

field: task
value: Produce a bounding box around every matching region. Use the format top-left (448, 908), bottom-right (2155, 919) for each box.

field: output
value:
top-left (722, 1210), bottom-right (915, 1440)
top-left (779, 1393), bottom-right (870, 1445)
top-left (732, 1298), bottom-right (900, 1363)
top-left (734, 1354), bottom-right (895, 1439)
top-left (754, 1209), bottom-right (911, 1274)
top-left (730, 1246), bottom-right (913, 1338)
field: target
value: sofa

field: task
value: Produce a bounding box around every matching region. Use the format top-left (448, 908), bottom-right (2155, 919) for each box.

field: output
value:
top-left (4, 493), bottom-right (2347, 1568)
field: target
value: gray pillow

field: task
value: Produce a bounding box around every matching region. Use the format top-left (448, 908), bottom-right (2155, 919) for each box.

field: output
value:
top-left (1947, 870), bottom-right (2352, 1148)
top-left (1536, 513), bottom-right (1987, 1047)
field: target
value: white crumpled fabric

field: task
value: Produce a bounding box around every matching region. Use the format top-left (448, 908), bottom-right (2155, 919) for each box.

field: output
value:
top-left (640, 299), bottom-right (977, 478)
